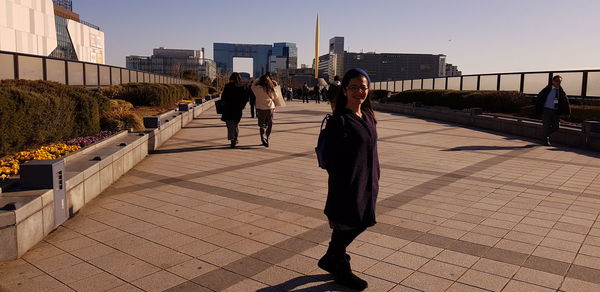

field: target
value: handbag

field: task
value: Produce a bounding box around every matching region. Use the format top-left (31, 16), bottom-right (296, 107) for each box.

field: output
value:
top-left (215, 99), bottom-right (224, 114)
top-left (273, 85), bottom-right (286, 107)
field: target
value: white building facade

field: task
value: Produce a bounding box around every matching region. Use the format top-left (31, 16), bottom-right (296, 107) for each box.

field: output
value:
top-left (0, 0), bottom-right (105, 64)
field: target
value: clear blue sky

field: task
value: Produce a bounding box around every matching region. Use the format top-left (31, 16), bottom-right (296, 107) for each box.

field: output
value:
top-left (75, 0), bottom-right (600, 74)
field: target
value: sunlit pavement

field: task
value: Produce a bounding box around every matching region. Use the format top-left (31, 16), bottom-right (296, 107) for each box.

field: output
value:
top-left (2, 101), bottom-right (600, 291)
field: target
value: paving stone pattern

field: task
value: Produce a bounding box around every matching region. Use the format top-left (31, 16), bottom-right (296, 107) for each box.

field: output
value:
top-left (2, 101), bottom-right (600, 291)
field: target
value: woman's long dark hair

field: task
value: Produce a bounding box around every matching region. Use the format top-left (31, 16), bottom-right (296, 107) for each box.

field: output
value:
top-left (256, 74), bottom-right (276, 96)
top-left (333, 71), bottom-right (376, 123)
top-left (229, 72), bottom-right (242, 84)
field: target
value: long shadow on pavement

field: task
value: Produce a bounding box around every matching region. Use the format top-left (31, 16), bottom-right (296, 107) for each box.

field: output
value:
top-left (256, 274), bottom-right (358, 292)
top-left (152, 144), bottom-right (264, 154)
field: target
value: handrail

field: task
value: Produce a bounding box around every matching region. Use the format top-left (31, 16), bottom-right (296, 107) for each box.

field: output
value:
top-left (371, 68), bottom-right (600, 99)
top-left (0, 49), bottom-right (203, 88)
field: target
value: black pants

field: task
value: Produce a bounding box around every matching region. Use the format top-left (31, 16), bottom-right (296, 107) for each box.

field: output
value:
top-left (326, 227), bottom-right (366, 258)
top-left (250, 103), bottom-right (256, 118)
top-left (542, 108), bottom-right (559, 139)
top-left (302, 94), bottom-right (309, 103)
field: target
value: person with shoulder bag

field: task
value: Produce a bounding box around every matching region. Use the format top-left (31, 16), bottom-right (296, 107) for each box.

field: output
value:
top-left (317, 68), bottom-right (380, 291)
top-left (220, 72), bottom-right (248, 148)
top-left (251, 74), bottom-right (278, 147)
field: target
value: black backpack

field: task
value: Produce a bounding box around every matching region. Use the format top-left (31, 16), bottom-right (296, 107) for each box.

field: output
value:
top-left (315, 114), bottom-right (344, 169)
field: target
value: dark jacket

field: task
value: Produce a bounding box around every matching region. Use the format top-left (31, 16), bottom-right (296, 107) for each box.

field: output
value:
top-left (535, 85), bottom-right (571, 116)
top-left (328, 82), bottom-right (341, 102)
top-left (324, 109), bottom-right (380, 228)
top-left (220, 82), bottom-right (248, 122)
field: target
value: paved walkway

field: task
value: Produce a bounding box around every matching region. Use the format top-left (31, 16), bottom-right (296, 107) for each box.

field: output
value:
top-left (2, 101), bottom-right (600, 292)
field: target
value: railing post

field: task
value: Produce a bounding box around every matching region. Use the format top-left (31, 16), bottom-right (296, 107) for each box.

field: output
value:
top-left (421, 79), bottom-right (424, 89)
top-left (13, 54), bottom-right (19, 79)
top-left (496, 74), bottom-right (501, 91)
top-left (432, 78), bottom-right (435, 90)
top-left (109, 66), bottom-right (112, 86)
top-left (42, 58), bottom-right (47, 81)
top-left (582, 71), bottom-right (588, 100)
top-left (519, 73), bottom-right (525, 94)
top-left (460, 76), bottom-right (463, 90)
top-left (410, 79), bottom-right (413, 90)
top-left (476, 75), bottom-right (480, 90)
top-left (82, 63), bottom-right (87, 88)
top-left (445, 77), bottom-right (449, 90)
top-left (64, 60), bottom-right (69, 85)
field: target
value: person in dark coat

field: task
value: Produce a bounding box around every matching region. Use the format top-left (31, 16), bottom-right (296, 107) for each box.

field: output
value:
top-left (313, 84), bottom-right (321, 103)
top-left (220, 72), bottom-right (248, 148)
top-left (535, 75), bottom-right (571, 146)
top-left (248, 79), bottom-right (257, 118)
top-left (318, 68), bottom-right (380, 291)
top-left (328, 75), bottom-right (342, 111)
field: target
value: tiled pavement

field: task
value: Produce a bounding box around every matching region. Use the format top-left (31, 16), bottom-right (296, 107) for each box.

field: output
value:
top-left (2, 101), bottom-right (600, 292)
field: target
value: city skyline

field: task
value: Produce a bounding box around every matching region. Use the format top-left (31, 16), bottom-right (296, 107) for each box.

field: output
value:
top-left (73, 0), bottom-right (600, 75)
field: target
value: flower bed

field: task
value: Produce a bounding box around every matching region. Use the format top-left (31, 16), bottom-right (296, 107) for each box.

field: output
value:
top-left (0, 131), bottom-right (114, 180)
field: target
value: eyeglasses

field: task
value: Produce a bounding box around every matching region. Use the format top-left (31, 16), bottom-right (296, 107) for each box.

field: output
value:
top-left (346, 86), bottom-right (369, 92)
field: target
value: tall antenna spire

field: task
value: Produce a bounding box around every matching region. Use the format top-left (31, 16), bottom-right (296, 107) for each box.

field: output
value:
top-left (314, 13), bottom-right (320, 79)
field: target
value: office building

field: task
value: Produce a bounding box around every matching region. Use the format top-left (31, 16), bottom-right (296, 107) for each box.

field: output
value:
top-left (445, 63), bottom-right (462, 77)
top-left (126, 47), bottom-right (216, 80)
top-left (0, 0), bottom-right (105, 63)
top-left (214, 42), bottom-right (297, 77)
top-left (316, 36), bottom-right (452, 82)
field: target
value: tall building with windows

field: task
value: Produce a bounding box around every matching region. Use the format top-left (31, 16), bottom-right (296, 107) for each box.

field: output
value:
top-left (0, 0), bottom-right (105, 63)
top-left (214, 42), bottom-right (298, 77)
top-left (316, 36), bottom-right (452, 82)
top-left (126, 47), bottom-right (216, 80)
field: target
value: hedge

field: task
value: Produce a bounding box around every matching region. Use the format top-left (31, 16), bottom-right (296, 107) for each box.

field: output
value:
top-left (0, 80), bottom-right (109, 157)
top-left (386, 89), bottom-right (530, 113)
top-left (110, 83), bottom-right (191, 107)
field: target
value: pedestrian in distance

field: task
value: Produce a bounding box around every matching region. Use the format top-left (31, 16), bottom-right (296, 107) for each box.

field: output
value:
top-left (314, 84), bottom-right (321, 104)
top-left (220, 72), bottom-right (248, 148)
top-left (302, 82), bottom-right (310, 103)
top-left (535, 75), bottom-right (571, 146)
top-left (328, 75), bottom-right (342, 111)
top-left (251, 74), bottom-right (278, 147)
top-left (318, 68), bottom-right (380, 291)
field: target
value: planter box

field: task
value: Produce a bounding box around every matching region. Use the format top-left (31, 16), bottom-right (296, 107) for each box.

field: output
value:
top-left (374, 102), bottom-right (600, 151)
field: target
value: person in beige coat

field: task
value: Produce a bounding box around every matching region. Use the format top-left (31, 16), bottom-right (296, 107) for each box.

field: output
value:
top-left (251, 74), bottom-right (278, 147)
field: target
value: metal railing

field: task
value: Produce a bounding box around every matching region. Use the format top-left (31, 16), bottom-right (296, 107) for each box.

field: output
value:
top-left (370, 69), bottom-right (600, 99)
top-left (0, 50), bottom-right (201, 88)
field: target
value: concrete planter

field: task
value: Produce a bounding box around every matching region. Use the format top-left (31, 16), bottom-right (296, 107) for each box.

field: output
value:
top-left (0, 98), bottom-right (218, 263)
top-left (373, 102), bottom-right (600, 151)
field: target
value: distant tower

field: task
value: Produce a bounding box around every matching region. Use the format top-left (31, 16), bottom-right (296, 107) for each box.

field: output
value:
top-left (314, 13), bottom-right (320, 79)
top-left (329, 37), bottom-right (344, 54)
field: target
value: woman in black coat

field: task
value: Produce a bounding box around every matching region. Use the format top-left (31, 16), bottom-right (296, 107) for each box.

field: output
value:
top-left (318, 68), bottom-right (380, 291)
top-left (220, 72), bottom-right (248, 148)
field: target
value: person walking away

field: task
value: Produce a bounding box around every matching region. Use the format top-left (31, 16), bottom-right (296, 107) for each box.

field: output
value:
top-left (252, 74), bottom-right (277, 147)
top-left (302, 82), bottom-right (310, 103)
top-left (220, 72), bottom-right (248, 148)
top-left (318, 68), bottom-right (380, 290)
top-left (314, 84), bottom-right (321, 103)
top-left (328, 75), bottom-right (342, 111)
top-left (535, 75), bottom-right (571, 146)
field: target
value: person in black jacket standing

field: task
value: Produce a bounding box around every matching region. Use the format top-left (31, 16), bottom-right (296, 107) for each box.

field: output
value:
top-left (220, 72), bottom-right (248, 148)
top-left (535, 75), bottom-right (571, 146)
top-left (318, 68), bottom-right (380, 291)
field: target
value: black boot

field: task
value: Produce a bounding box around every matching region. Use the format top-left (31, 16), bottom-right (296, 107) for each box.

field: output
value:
top-left (318, 253), bottom-right (367, 290)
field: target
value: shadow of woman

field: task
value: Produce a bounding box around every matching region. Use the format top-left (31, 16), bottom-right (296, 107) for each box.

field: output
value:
top-left (256, 274), bottom-right (360, 292)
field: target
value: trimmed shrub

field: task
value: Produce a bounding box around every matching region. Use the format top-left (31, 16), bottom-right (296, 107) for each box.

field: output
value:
top-left (386, 90), bottom-right (530, 113)
top-left (108, 99), bottom-right (134, 112)
top-left (100, 111), bottom-right (143, 132)
top-left (118, 83), bottom-right (190, 107)
top-left (569, 105), bottom-right (600, 123)
top-left (183, 84), bottom-right (201, 97)
top-left (371, 90), bottom-right (389, 100)
top-left (0, 80), bottom-right (108, 157)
